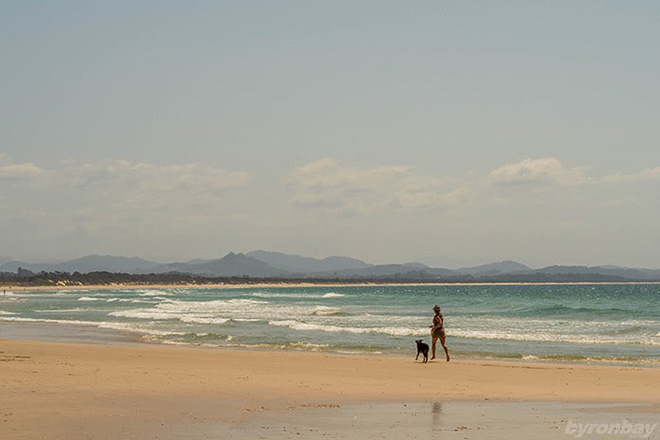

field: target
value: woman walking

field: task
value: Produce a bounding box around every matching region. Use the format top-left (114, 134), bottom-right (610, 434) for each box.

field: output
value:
top-left (430, 305), bottom-right (450, 362)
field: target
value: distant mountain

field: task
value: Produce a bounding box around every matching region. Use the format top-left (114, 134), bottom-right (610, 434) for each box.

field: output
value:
top-left (0, 261), bottom-right (45, 273)
top-left (3, 251), bottom-right (660, 282)
top-left (183, 259), bottom-right (214, 265)
top-left (319, 255), bottom-right (372, 271)
top-left (192, 252), bottom-right (287, 277)
top-left (456, 260), bottom-right (531, 276)
top-left (148, 252), bottom-right (287, 277)
top-left (635, 268), bottom-right (660, 280)
top-left (401, 262), bottom-right (430, 269)
top-left (323, 263), bottom-right (455, 279)
top-left (330, 264), bottom-right (421, 278)
top-left (535, 265), bottom-right (660, 281)
top-left (246, 250), bottom-right (371, 274)
top-left (144, 258), bottom-right (215, 274)
top-left (417, 256), bottom-right (487, 270)
top-left (53, 255), bottom-right (158, 274)
top-left (0, 255), bottom-right (158, 274)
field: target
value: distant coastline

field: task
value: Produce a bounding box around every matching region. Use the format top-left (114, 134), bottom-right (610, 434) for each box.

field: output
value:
top-left (4, 251), bottom-right (660, 285)
top-left (3, 279), bottom-right (660, 292)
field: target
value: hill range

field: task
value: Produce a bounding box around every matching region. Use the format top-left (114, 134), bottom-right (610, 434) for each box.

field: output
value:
top-left (2, 250), bottom-right (660, 282)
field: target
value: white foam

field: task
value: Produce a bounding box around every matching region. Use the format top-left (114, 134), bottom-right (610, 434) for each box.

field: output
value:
top-left (1, 292), bottom-right (23, 299)
top-left (5, 292), bottom-right (70, 298)
top-left (288, 341), bottom-right (331, 351)
top-left (249, 291), bottom-right (344, 299)
top-left (104, 297), bottom-right (356, 330)
top-left (78, 296), bottom-right (104, 301)
top-left (0, 316), bottom-right (102, 326)
top-left (268, 320), bottom-right (425, 337)
top-left (448, 328), bottom-right (660, 346)
top-left (137, 290), bottom-right (174, 296)
top-left (0, 311), bottom-right (16, 315)
top-left (322, 293), bottom-right (344, 298)
top-left (0, 291), bottom-right (79, 299)
top-left (0, 316), bottom-right (185, 337)
top-left (110, 306), bottom-right (232, 326)
top-left (109, 310), bottom-right (180, 320)
top-left (178, 316), bottom-right (230, 325)
top-left (311, 306), bottom-right (343, 316)
top-left (249, 292), bottom-right (317, 299)
top-left (96, 322), bottom-right (186, 337)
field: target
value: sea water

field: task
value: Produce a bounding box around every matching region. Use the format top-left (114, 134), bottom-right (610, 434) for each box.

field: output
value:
top-left (1, 284), bottom-right (659, 365)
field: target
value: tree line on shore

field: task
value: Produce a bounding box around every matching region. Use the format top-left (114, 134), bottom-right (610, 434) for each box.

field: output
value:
top-left (0, 268), bottom-right (644, 287)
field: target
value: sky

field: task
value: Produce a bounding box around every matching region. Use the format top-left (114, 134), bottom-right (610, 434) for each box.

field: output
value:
top-left (1, 1), bottom-right (660, 268)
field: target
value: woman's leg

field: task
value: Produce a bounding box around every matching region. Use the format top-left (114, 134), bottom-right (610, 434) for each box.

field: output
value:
top-left (431, 336), bottom-right (438, 359)
top-left (439, 335), bottom-right (450, 362)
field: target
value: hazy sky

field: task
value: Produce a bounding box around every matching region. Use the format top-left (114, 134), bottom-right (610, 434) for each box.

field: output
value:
top-left (2, 1), bottom-right (660, 268)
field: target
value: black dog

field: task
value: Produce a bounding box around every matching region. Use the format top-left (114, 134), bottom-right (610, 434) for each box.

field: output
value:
top-left (415, 339), bottom-right (429, 363)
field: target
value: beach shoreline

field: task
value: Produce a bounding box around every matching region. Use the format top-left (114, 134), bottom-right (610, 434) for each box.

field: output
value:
top-left (3, 280), bottom-right (660, 293)
top-left (1, 338), bottom-right (658, 439)
top-left (1, 319), bottom-right (656, 370)
top-left (2, 283), bottom-right (659, 368)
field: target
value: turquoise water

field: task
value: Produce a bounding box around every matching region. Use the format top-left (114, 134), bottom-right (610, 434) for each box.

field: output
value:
top-left (1, 284), bottom-right (659, 364)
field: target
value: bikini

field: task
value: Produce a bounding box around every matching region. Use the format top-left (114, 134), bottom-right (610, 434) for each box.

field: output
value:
top-left (432, 314), bottom-right (445, 337)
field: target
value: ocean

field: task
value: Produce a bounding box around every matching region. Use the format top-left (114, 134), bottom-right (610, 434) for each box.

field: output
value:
top-left (1, 283), bottom-right (659, 365)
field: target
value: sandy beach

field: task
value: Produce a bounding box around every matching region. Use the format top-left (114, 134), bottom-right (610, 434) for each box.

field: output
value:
top-left (3, 281), bottom-right (660, 293)
top-left (0, 282), bottom-right (338, 292)
top-left (1, 338), bottom-right (658, 439)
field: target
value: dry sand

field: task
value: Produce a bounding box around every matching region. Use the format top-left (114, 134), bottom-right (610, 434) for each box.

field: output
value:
top-left (1, 339), bottom-right (658, 439)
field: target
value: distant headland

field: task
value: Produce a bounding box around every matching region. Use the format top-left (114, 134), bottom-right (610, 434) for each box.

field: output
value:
top-left (2, 250), bottom-right (660, 287)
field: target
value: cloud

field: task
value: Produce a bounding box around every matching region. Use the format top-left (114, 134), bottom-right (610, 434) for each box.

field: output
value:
top-left (489, 157), bottom-right (587, 185)
top-left (288, 158), bottom-right (470, 213)
top-left (291, 158), bottom-right (411, 189)
top-left (69, 160), bottom-right (252, 214)
top-left (287, 156), bottom-right (627, 214)
top-left (393, 186), bottom-right (472, 210)
top-left (0, 155), bottom-right (48, 183)
top-left (68, 160), bottom-right (250, 197)
top-left (603, 166), bottom-right (660, 183)
top-left (0, 153), bottom-right (251, 217)
top-left (0, 163), bottom-right (47, 181)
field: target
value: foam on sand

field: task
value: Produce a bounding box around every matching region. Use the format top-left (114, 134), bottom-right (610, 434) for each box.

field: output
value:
top-left (0, 316), bottom-right (186, 337)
